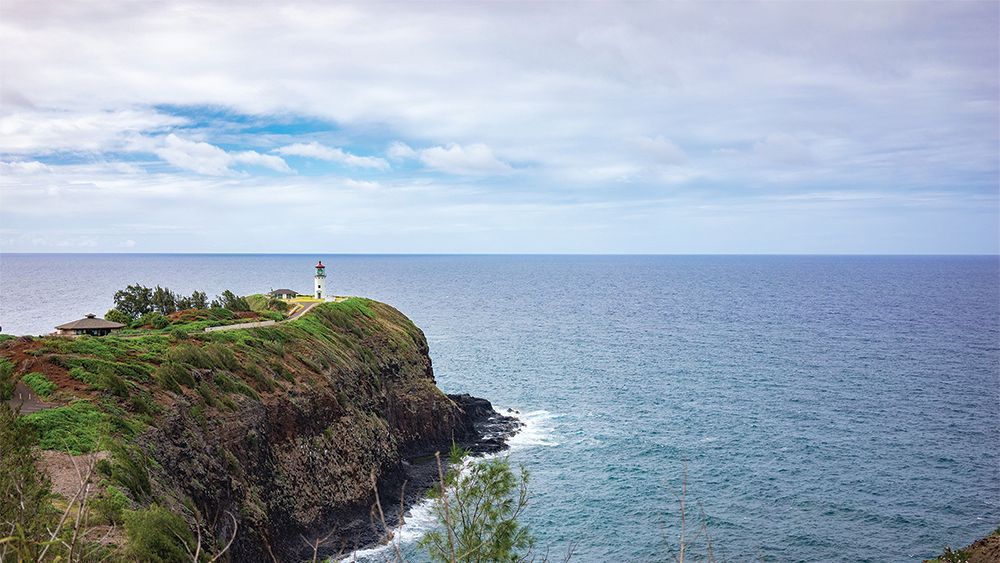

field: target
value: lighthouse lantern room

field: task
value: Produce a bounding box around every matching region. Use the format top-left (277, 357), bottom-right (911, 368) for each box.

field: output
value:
top-left (314, 260), bottom-right (327, 300)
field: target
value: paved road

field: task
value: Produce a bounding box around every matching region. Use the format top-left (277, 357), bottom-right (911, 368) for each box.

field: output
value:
top-left (286, 301), bottom-right (319, 320)
top-left (7, 381), bottom-right (56, 414)
top-left (205, 301), bottom-right (320, 333)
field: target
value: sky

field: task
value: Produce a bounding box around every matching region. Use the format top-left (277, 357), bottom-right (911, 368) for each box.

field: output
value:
top-left (0, 0), bottom-right (997, 254)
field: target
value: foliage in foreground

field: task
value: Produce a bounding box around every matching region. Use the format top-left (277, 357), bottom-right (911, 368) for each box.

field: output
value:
top-left (0, 400), bottom-right (237, 562)
top-left (0, 403), bottom-right (53, 562)
top-left (0, 358), bottom-right (14, 401)
top-left (420, 448), bottom-right (535, 563)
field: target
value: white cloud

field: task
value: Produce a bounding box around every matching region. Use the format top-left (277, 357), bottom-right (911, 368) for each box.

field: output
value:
top-left (387, 141), bottom-right (418, 161)
top-left (0, 109), bottom-right (185, 154)
top-left (275, 142), bottom-right (388, 170)
top-left (0, 160), bottom-right (51, 174)
top-left (155, 134), bottom-right (291, 175)
top-left (418, 143), bottom-right (512, 175)
top-left (386, 141), bottom-right (512, 175)
top-left (231, 150), bottom-right (293, 173)
top-left (0, 1), bottom-right (995, 253)
top-left (343, 179), bottom-right (380, 191)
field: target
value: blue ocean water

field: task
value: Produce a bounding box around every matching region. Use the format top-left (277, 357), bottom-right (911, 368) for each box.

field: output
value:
top-left (1, 254), bottom-right (998, 561)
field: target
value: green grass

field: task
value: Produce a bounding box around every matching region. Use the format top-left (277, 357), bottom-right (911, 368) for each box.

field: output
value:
top-left (21, 372), bottom-right (56, 397)
top-left (22, 400), bottom-right (107, 454)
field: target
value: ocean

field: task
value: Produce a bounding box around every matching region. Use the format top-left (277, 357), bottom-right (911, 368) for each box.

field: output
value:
top-left (1, 254), bottom-right (997, 561)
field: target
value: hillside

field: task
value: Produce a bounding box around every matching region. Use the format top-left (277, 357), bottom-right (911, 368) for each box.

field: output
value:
top-left (0, 298), bottom-right (515, 561)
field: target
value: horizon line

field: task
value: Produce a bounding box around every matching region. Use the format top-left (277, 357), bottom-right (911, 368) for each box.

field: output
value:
top-left (2, 252), bottom-right (998, 257)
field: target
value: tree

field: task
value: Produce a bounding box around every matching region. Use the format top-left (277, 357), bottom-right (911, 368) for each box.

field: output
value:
top-left (189, 291), bottom-right (208, 309)
top-left (150, 286), bottom-right (177, 315)
top-left (113, 284), bottom-right (154, 320)
top-left (105, 308), bottom-right (132, 326)
top-left (420, 449), bottom-right (534, 563)
top-left (212, 290), bottom-right (249, 312)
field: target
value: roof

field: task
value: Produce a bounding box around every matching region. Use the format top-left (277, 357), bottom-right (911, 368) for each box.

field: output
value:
top-left (268, 289), bottom-right (299, 296)
top-left (56, 313), bottom-right (125, 330)
top-left (315, 260), bottom-right (325, 268)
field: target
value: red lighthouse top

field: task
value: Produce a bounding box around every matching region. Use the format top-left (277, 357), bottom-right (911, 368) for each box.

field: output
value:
top-left (315, 261), bottom-right (325, 269)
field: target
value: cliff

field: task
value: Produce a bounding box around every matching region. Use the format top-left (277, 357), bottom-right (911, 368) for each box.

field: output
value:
top-left (1, 298), bottom-right (517, 561)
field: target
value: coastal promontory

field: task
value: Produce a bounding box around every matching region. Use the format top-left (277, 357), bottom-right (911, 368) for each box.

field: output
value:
top-left (1, 298), bottom-right (516, 561)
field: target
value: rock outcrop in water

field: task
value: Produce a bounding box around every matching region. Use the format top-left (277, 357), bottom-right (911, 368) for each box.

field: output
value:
top-left (1, 299), bottom-right (518, 561)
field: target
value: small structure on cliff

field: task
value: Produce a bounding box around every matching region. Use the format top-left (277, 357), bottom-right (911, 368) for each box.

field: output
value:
top-left (314, 260), bottom-right (327, 300)
top-left (55, 313), bottom-right (125, 336)
top-left (268, 288), bottom-right (299, 299)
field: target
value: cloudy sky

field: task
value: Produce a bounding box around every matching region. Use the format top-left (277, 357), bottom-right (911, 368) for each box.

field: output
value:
top-left (1, 1), bottom-right (997, 253)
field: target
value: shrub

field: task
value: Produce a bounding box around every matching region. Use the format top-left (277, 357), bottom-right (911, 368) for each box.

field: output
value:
top-left (0, 358), bottom-right (14, 401)
top-left (124, 504), bottom-right (195, 563)
top-left (155, 362), bottom-right (193, 393)
top-left (22, 400), bottom-right (106, 454)
top-left (96, 369), bottom-right (131, 397)
top-left (104, 308), bottom-right (132, 326)
top-left (129, 392), bottom-right (162, 417)
top-left (92, 485), bottom-right (130, 524)
top-left (106, 444), bottom-right (153, 503)
top-left (22, 372), bottom-right (56, 397)
top-left (208, 307), bottom-right (235, 320)
top-left (0, 402), bottom-right (53, 561)
top-left (420, 449), bottom-right (534, 562)
top-left (137, 312), bottom-right (170, 330)
top-left (69, 366), bottom-right (100, 386)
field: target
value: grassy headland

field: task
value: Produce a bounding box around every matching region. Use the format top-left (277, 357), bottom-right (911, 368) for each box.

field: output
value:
top-left (1, 297), bottom-right (474, 560)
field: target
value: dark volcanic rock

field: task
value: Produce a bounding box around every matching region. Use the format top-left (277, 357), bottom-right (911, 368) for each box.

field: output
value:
top-left (448, 393), bottom-right (521, 455)
top-left (138, 301), bottom-right (521, 562)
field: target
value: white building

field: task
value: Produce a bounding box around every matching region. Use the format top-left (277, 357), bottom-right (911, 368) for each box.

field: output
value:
top-left (314, 260), bottom-right (327, 300)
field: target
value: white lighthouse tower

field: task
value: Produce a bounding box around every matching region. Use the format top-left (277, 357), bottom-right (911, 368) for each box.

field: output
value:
top-left (314, 260), bottom-right (327, 300)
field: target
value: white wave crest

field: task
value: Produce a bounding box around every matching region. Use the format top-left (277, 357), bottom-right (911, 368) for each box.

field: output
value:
top-left (338, 499), bottom-right (436, 562)
top-left (504, 409), bottom-right (559, 450)
top-left (342, 407), bottom-right (557, 561)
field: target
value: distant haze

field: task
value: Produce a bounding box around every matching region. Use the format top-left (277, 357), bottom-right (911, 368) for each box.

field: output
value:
top-left (0, 1), bottom-right (997, 253)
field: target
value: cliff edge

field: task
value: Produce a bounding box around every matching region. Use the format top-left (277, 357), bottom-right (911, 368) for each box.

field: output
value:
top-left (1, 298), bottom-right (518, 561)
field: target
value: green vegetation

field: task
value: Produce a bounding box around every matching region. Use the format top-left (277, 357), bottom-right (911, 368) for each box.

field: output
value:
top-left (21, 371), bottom-right (56, 397)
top-left (0, 403), bottom-right (54, 562)
top-left (23, 400), bottom-right (107, 454)
top-left (111, 283), bottom-right (254, 327)
top-left (211, 289), bottom-right (249, 312)
top-left (0, 400), bottom-right (215, 562)
top-left (0, 358), bottom-right (14, 401)
top-left (928, 546), bottom-right (971, 563)
top-left (0, 296), bottom-right (432, 559)
top-left (138, 311), bottom-right (170, 329)
top-left (420, 448), bottom-right (535, 563)
top-left (928, 527), bottom-right (1000, 563)
top-left (113, 284), bottom-right (210, 320)
top-left (123, 505), bottom-right (196, 562)
top-left (92, 485), bottom-right (130, 524)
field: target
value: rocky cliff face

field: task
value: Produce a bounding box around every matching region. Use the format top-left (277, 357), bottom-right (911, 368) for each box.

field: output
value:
top-left (2, 298), bottom-right (515, 561)
top-left (135, 300), bottom-right (515, 561)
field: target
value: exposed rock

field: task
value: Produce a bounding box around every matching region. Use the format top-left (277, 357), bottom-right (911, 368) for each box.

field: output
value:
top-left (134, 301), bottom-right (518, 561)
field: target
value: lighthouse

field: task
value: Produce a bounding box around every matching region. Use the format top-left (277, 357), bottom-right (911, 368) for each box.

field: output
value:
top-left (314, 260), bottom-right (327, 300)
